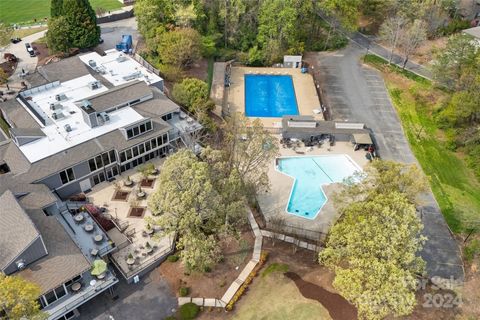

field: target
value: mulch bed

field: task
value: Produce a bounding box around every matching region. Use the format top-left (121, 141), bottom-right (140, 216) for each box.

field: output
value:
top-left (112, 190), bottom-right (130, 201)
top-left (128, 206), bottom-right (146, 218)
top-left (285, 272), bottom-right (358, 320)
top-left (140, 178), bottom-right (155, 188)
top-left (0, 60), bottom-right (17, 78)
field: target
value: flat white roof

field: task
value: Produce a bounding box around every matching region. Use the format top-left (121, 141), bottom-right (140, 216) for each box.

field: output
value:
top-left (79, 50), bottom-right (163, 87)
top-left (18, 74), bottom-right (144, 163)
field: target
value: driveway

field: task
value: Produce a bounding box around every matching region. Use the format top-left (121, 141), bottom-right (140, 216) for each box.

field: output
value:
top-left (98, 18), bottom-right (140, 52)
top-left (305, 44), bottom-right (464, 281)
top-left (2, 30), bottom-right (46, 84)
top-left (77, 269), bottom-right (177, 320)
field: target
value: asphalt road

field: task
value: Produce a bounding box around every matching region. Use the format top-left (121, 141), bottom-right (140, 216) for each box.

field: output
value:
top-left (307, 44), bottom-right (464, 281)
top-left (98, 18), bottom-right (140, 53)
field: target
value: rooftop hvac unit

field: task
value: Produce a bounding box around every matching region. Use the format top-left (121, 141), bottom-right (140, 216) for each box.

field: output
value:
top-left (88, 81), bottom-right (101, 90)
top-left (55, 93), bottom-right (67, 101)
top-left (88, 59), bottom-right (97, 67)
top-left (116, 54), bottom-right (127, 63)
top-left (64, 124), bottom-right (72, 132)
top-left (123, 71), bottom-right (142, 81)
top-left (52, 111), bottom-right (64, 120)
top-left (50, 102), bottom-right (63, 111)
top-left (82, 100), bottom-right (92, 109)
top-left (98, 112), bottom-right (110, 123)
top-left (15, 259), bottom-right (26, 270)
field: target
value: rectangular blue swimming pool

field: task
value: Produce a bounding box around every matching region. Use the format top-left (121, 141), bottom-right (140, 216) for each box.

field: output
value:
top-left (245, 74), bottom-right (299, 117)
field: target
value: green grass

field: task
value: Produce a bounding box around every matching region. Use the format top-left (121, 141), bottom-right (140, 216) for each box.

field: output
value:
top-left (363, 54), bottom-right (430, 85)
top-left (261, 263), bottom-right (289, 278)
top-left (232, 272), bottom-right (331, 320)
top-left (0, 117), bottom-right (11, 138)
top-left (464, 239), bottom-right (480, 262)
top-left (381, 78), bottom-right (480, 233)
top-left (12, 26), bottom-right (47, 38)
top-left (0, 0), bottom-right (122, 25)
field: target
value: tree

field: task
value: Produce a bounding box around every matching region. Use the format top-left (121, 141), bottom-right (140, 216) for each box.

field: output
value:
top-left (175, 3), bottom-right (197, 28)
top-left (432, 33), bottom-right (480, 89)
top-left (50, 0), bottom-right (64, 18)
top-left (157, 28), bottom-right (202, 69)
top-left (0, 68), bottom-right (8, 84)
top-left (0, 274), bottom-right (45, 320)
top-left (318, 0), bottom-right (361, 32)
top-left (172, 78), bottom-right (209, 112)
top-left (320, 192), bottom-right (426, 319)
top-left (398, 19), bottom-right (427, 69)
top-left (134, 0), bottom-right (175, 46)
top-left (0, 22), bottom-right (13, 48)
top-left (222, 113), bottom-right (279, 195)
top-left (46, 16), bottom-right (71, 54)
top-left (148, 149), bottom-right (245, 272)
top-left (379, 15), bottom-right (407, 63)
top-left (62, 0), bottom-right (100, 49)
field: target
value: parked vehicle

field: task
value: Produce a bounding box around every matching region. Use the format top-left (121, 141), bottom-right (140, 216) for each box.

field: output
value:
top-left (10, 37), bottom-right (21, 44)
top-left (25, 43), bottom-right (35, 57)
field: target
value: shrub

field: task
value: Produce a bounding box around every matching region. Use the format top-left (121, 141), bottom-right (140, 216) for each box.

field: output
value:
top-left (439, 19), bottom-right (471, 37)
top-left (167, 254), bottom-right (179, 262)
top-left (179, 286), bottom-right (189, 297)
top-left (179, 302), bottom-right (200, 320)
top-left (172, 78), bottom-right (209, 113)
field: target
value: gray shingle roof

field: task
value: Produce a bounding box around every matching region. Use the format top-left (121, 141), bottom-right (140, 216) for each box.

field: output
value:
top-left (37, 56), bottom-right (90, 82)
top-left (0, 98), bottom-right (40, 129)
top-left (134, 93), bottom-right (180, 118)
top-left (0, 190), bottom-right (41, 271)
top-left (16, 209), bottom-right (91, 294)
top-left (9, 127), bottom-right (45, 138)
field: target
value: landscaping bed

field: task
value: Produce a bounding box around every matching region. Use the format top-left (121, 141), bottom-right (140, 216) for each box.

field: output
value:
top-left (158, 229), bottom-right (254, 298)
top-left (140, 178), bottom-right (155, 188)
top-left (128, 206), bottom-right (146, 218)
top-left (112, 190), bottom-right (130, 201)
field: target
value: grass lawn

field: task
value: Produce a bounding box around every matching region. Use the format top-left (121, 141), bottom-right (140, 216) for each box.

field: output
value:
top-left (0, 0), bottom-right (122, 25)
top-left (231, 269), bottom-right (331, 320)
top-left (364, 55), bottom-right (480, 233)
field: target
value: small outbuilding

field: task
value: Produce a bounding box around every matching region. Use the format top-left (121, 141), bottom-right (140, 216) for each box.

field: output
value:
top-left (283, 55), bottom-right (302, 68)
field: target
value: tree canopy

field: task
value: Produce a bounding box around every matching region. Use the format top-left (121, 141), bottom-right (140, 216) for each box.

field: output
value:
top-left (172, 78), bottom-right (210, 113)
top-left (62, 0), bottom-right (100, 49)
top-left (0, 274), bottom-right (45, 320)
top-left (50, 0), bottom-right (64, 18)
top-left (320, 160), bottom-right (428, 320)
top-left (156, 28), bottom-right (202, 69)
top-left (46, 16), bottom-right (71, 53)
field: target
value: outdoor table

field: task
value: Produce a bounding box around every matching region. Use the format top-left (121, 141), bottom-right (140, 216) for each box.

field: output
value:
top-left (96, 273), bottom-right (106, 280)
top-left (84, 224), bottom-right (94, 232)
top-left (74, 214), bottom-right (84, 223)
top-left (94, 234), bottom-right (103, 242)
top-left (126, 258), bottom-right (135, 265)
top-left (90, 279), bottom-right (97, 287)
top-left (71, 282), bottom-right (81, 292)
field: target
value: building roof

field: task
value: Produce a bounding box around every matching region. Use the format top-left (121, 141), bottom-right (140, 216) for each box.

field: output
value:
top-left (87, 81), bottom-right (153, 113)
top-left (10, 127), bottom-right (45, 138)
top-left (17, 209), bottom-right (90, 294)
top-left (463, 26), bottom-right (480, 39)
top-left (352, 133), bottom-right (373, 145)
top-left (37, 55), bottom-right (91, 83)
top-left (281, 116), bottom-right (370, 136)
top-left (0, 190), bottom-right (41, 271)
top-left (0, 98), bottom-right (40, 129)
top-left (134, 93), bottom-right (180, 118)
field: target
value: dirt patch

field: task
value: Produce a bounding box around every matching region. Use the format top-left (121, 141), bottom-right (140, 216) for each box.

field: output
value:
top-left (286, 272), bottom-right (357, 320)
top-left (184, 58), bottom-right (209, 81)
top-left (0, 60), bottom-right (17, 78)
top-left (157, 229), bottom-right (254, 298)
top-left (128, 206), bottom-right (146, 218)
top-left (112, 190), bottom-right (130, 201)
top-left (140, 178), bottom-right (155, 188)
top-left (32, 42), bottom-right (52, 66)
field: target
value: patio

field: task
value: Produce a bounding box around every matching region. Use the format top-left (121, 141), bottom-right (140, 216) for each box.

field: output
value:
top-left (87, 158), bottom-right (175, 282)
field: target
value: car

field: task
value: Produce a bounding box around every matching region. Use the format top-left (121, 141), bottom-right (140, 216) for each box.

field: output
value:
top-left (10, 37), bottom-right (21, 44)
top-left (25, 42), bottom-right (31, 49)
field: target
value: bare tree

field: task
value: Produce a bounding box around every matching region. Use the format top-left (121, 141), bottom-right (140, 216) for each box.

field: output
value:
top-left (268, 216), bottom-right (285, 247)
top-left (379, 15), bottom-right (407, 63)
top-left (398, 19), bottom-right (427, 69)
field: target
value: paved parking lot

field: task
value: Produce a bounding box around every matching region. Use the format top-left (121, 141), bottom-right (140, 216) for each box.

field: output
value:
top-left (98, 18), bottom-right (140, 52)
top-left (306, 45), bottom-right (464, 280)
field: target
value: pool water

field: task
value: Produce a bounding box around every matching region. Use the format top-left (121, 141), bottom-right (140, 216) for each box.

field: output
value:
top-left (277, 155), bottom-right (361, 219)
top-left (245, 74), bottom-right (299, 117)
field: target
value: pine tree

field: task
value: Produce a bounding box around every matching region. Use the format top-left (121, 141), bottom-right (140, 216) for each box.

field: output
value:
top-left (50, 0), bottom-right (64, 18)
top-left (62, 0), bottom-right (100, 49)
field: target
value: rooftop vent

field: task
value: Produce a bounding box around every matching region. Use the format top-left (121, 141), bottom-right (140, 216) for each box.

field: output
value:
top-left (50, 102), bottom-right (63, 111)
top-left (116, 54), bottom-right (127, 63)
top-left (88, 81), bottom-right (101, 90)
top-left (64, 124), bottom-right (72, 132)
top-left (88, 59), bottom-right (97, 67)
top-left (82, 100), bottom-right (92, 109)
top-left (123, 71), bottom-right (142, 81)
top-left (15, 259), bottom-right (26, 270)
top-left (98, 112), bottom-right (110, 123)
top-left (52, 111), bottom-right (64, 120)
top-left (55, 93), bottom-right (67, 101)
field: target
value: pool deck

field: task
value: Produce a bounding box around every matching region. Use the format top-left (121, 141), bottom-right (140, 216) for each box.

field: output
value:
top-left (257, 138), bottom-right (368, 236)
top-left (227, 67), bottom-right (322, 128)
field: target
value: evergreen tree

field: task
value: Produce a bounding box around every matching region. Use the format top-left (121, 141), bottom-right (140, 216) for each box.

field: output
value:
top-left (50, 0), bottom-right (64, 18)
top-left (46, 16), bottom-right (71, 53)
top-left (63, 0), bottom-right (100, 49)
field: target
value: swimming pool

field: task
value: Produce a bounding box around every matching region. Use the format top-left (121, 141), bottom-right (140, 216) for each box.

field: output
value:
top-left (245, 74), bottom-right (299, 117)
top-left (277, 155), bottom-right (361, 219)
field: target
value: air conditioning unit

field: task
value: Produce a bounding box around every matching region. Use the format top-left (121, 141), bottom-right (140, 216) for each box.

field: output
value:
top-left (88, 81), bottom-right (101, 90)
top-left (98, 112), bottom-right (110, 123)
top-left (88, 59), bottom-right (97, 67)
top-left (82, 100), bottom-right (92, 109)
top-left (15, 259), bottom-right (26, 270)
top-left (52, 111), bottom-right (64, 120)
top-left (50, 102), bottom-right (63, 111)
top-left (55, 93), bottom-right (67, 101)
top-left (64, 124), bottom-right (72, 132)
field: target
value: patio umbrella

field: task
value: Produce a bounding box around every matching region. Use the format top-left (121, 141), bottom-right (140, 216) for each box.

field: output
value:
top-left (91, 259), bottom-right (107, 276)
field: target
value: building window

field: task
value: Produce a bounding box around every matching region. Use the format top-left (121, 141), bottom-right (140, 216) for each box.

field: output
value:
top-left (120, 151), bottom-right (126, 163)
top-left (151, 138), bottom-right (157, 149)
top-left (89, 159), bottom-right (96, 172)
top-left (146, 121), bottom-right (152, 130)
top-left (140, 123), bottom-right (146, 133)
top-left (60, 168), bottom-right (75, 185)
top-left (139, 144), bottom-right (145, 154)
top-left (127, 128), bottom-right (133, 139)
top-left (133, 146), bottom-right (139, 157)
top-left (162, 113), bottom-right (172, 121)
top-left (109, 150), bottom-right (116, 162)
top-left (95, 156), bottom-right (103, 169)
top-left (102, 153), bottom-right (110, 166)
top-left (145, 141), bottom-right (151, 152)
top-left (126, 149), bottom-right (132, 160)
